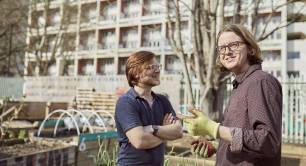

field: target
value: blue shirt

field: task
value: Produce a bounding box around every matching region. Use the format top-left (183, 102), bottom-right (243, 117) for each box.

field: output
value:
top-left (115, 88), bottom-right (177, 166)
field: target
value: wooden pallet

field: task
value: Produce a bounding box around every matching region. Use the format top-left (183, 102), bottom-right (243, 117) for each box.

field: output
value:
top-left (76, 89), bottom-right (118, 114)
top-left (2, 102), bottom-right (68, 120)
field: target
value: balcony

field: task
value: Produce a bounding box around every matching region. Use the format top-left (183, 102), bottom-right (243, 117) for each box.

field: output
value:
top-left (120, 12), bottom-right (140, 19)
top-left (98, 43), bottom-right (116, 50)
top-left (42, 35), bottom-right (58, 53)
top-left (99, 0), bottom-right (117, 24)
top-left (48, 9), bottom-right (61, 28)
top-left (165, 55), bottom-right (181, 74)
top-left (99, 15), bottom-right (117, 23)
top-left (118, 57), bottom-right (128, 75)
top-left (165, 22), bottom-right (189, 49)
top-left (142, 41), bottom-right (161, 47)
top-left (121, 0), bottom-right (140, 19)
top-left (79, 44), bottom-right (96, 51)
top-left (97, 58), bottom-right (115, 75)
top-left (98, 29), bottom-right (116, 50)
top-left (256, 14), bottom-right (283, 49)
top-left (262, 50), bottom-right (281, 61)
top-left (31, 10), bottom-right (45, 29)
top-left (65, 5), bottom-right (78, 26)
top-left (119, 27), bottom-right (138, 49)
top-left (143, 0), bottom-right (162, 17)
top-left (262, 50), bottom-right (282, 69)
top-left (60, 60), bottom-right (75, 76)
top-left (142, 24), bottom-right (162, 48)
top-left (258, 0), bottom-right (281, 11)
top-left (62, 35), bottom-right (76, 52)
top-left (79, 31), bottom-right (96, 51)
top-left (81, 0), bottom-right (97, 4)
top-left (81, 3), bottom-right (97, 27)
top-left (119, 41), bottom-right (138, 49)
top-left (224, 0), bottom-right (249, 14)
top-left (166, 0), bottom-right (190, 17)
top-left (78, 59), bottom-right (94, 76)
top-left (35, 0), bottom-right (63, 9)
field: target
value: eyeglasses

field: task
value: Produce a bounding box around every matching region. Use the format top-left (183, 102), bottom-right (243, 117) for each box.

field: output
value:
top-left (217, 41), bottom-right (245, 54)
top-left (145, 64), bottom-right (162, 71)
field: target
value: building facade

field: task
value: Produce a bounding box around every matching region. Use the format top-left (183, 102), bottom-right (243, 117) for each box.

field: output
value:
top-left (24, 0), bottom-right (305, 106)
top-left (25, 0), bottom-right (191, 77)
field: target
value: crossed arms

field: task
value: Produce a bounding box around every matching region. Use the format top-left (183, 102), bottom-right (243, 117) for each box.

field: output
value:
top-left (126, 113), bottom-right (183, 149)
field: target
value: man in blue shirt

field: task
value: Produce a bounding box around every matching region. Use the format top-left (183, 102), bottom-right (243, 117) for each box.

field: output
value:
top-left (115, 51), bottom-right (183, 166)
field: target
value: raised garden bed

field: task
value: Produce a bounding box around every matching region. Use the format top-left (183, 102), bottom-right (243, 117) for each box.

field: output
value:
top-left (0, 139), bottom-right (75, 166)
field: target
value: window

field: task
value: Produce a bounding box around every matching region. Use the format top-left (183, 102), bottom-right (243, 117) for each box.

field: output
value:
top-left (276, 70), bottom-right (281, 77)
top-left (118, 57), bottom-right (128, 75)
top-left (287, 52), bottom-right (300, 59)
top-left (61, 60), bottom-right (74, 76)
top-left (262, 50), bottom-right (281, 61)
top-left (97, 58), bottom-right (115, 75)
top-left (165, 55), bottom-right (181, 74)
top-left (287, 32), bottom-right (306, 40)
top-left (78, 59), bottom-right (94, 75)
top-left (287, 71), bottom-right (300, 77)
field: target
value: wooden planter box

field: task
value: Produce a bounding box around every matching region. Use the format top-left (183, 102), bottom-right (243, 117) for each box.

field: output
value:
top-left (76, 131), bottom-right (118, 166)
top-left (0, 144), bottom-right (75, 166)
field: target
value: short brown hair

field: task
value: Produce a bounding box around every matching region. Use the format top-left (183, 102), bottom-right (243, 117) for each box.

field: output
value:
top-left (126, 51), bottom-right (155, 87)
top-left (216, 24), bottom-right (262, 72)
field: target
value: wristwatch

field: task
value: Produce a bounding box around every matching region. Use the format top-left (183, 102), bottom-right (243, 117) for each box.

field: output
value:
top-left (152, 125), bottom-right (159, 136)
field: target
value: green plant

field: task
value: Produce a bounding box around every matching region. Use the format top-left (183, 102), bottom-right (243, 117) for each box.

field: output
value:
top-left (92, 139), bottom-right (118, 166)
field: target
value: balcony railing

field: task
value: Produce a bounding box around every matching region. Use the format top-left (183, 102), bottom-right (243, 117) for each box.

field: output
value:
top-left (142, 40), bottom-right (161, 47)
top-left (144, 10), bottom-right (161, 16)
top-left (121, 12), bottom-right (140, 19)
top-left (99, 15), bottom-right (117, 22)
top-left (119, 41), bottom-right (138, 48)
top-left (98, 43), bottom-right (116, 50)
top-left (79, 44), bottom-right (96, 51)
top-left (81, 17), bottom-right (97, 24)
top-left (99, 65), bottom-right (115, 75)
top-left (80, 65), bottom-right (94, 75)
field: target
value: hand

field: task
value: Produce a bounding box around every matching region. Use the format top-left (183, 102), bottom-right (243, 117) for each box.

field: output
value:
top-left (191, 137), bottom-right (218, 158)
top-left (163, 113), bottom-right (176, 125)
top-left (179, 108), bottom-right (220, 138)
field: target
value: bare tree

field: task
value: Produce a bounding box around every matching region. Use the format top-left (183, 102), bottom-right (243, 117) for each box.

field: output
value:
top-left (0, 0), bottom-right (28, 76)
top-left (27, 0), bottom-right (76, 76)
top-left (166, 0), bottom-right (306, 120)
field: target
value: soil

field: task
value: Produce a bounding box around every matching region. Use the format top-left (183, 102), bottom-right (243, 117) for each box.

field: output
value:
top-left (0, 138), bottom-right (25, 146)
top-left (35, 128), bottom-right (79, 138)
top-left (0, 140), bottom-right (65, 160)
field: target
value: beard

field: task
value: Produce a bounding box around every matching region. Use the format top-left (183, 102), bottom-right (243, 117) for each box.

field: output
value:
top-left (138, 76), bottom-right (160, 87)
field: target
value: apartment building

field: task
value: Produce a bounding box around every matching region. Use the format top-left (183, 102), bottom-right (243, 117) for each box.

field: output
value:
top-left (24, 0), bottom-right (300, 104)
top-left (25, 0), bottom-right (191, 78)
top-left (286, 1), bottom-right (306, 78)
top-left (225, 0), bottom-right (305, 79)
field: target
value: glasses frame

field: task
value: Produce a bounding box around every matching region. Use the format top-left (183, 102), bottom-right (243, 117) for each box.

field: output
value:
top-left (217, 41), bottom-right (245, 54)
top-left (144, 63), bottom-right (162, 71)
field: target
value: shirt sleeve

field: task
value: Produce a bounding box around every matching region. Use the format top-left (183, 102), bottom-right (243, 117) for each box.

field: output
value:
top-left (229, 127), bottom-right (243, 152)
top-left (229, 78), bottom-right (282, 158)
top-left (115, 96), bottom-right (143, 133)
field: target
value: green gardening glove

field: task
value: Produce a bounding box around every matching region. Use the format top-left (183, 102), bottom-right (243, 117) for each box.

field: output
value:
top-left (191, 137), bottom-right (219, 158)
top-left (181, 108), bottom-right (220, 138)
